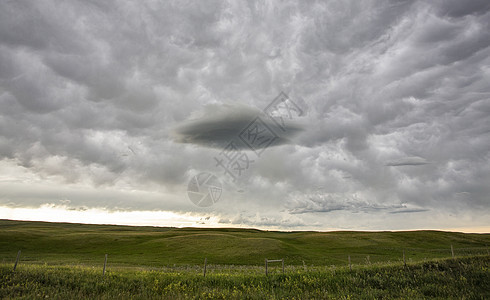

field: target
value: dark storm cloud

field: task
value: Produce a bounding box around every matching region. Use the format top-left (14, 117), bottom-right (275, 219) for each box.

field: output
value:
top-left (1, 0), bottom-right (489, 230)
top-left (172, 102), bottom-right (304, 149)
top-left (389, 208), bottom-right (429, 214)
top-left (433, 0), bottom-right (490, 18)
top-left (386, 156), bottom-right (430, 166)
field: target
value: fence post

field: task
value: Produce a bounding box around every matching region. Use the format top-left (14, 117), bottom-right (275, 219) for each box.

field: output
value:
top-left (451, 245), bottom-right (454, 258)
top-left (103, 254), bottom-right (108, 276)
top-left (13, 250), bottom-right (21, 272)
top-left (282, 258), bottom-right (284, 274)
top-left (203, 258), bottom-right (207, 277)
top-left (302, 260), bottom-right (307, 272)
top-left (348, 255), bottom-right (351, 271)
top-left (403, 249), bottom-right (406, 266)
top-left (265, 258), bottom-right (268, 276)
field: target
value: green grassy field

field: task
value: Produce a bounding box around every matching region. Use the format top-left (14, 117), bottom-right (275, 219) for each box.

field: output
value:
top-left (1, 256), bottom-right (489, 299)
top-left (1, 219), bottom-right (489, 299)
top-left (1, 219), bottom-right (489, 267)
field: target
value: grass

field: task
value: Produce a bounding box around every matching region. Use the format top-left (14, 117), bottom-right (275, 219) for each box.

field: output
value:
top-left (1, 219), bottom-right (489, 267)
top-left (1, 220), bottom-right (489, 298)
top-left (1, 256), bottom-right (489, 299)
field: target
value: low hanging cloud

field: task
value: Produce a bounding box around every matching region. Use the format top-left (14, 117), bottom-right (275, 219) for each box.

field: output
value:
top-left (385, 156), bottom-right (431, 167)
top-left (287, 194), bottom-right (406, 214)
top-left (285, 192), bottom-right (430, 215)
top-left (171, 102), bottom-right (305, 149)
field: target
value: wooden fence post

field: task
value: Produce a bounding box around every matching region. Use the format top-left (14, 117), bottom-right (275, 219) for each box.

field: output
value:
top-left (203, 258), bottom-right (207, 277)
top-left (265, 259), bottom-right (283, 275)
top-left (13, 250), bottom-right (21, 272)
top-left (103, 254), bottom-right (108, 276)
top-left (348, 255), bottom-right (351, 271)
top-left (451, 245), bottom-right (454, 258)
top-left (302, 260), bottom-right (307, 272)
top-left (403, 249), bottom-right (406, 266)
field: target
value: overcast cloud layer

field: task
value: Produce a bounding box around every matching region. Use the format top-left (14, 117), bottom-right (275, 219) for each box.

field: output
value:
top-left (1, 0), bottom-right (489, 231)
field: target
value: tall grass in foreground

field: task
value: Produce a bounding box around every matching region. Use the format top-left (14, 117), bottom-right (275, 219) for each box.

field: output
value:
top-left (1, 256), bottom-right (489, 299)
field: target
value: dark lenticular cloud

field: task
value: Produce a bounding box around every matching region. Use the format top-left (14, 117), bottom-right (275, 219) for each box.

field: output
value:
top-left (172, 102), bottom-right (305, 149)
top-left (386, 156), bottom-right (431, 166)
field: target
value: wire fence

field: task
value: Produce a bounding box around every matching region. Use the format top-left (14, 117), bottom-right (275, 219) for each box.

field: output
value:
top-left (2, 245), bottom-right (489, 276)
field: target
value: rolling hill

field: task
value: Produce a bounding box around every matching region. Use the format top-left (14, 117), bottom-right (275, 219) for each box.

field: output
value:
top-left (1, 219), bottom-right (489, 267)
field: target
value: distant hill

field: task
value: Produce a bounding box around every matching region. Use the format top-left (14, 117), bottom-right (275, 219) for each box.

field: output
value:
top-left (1, 219), bottom-right (489, 266)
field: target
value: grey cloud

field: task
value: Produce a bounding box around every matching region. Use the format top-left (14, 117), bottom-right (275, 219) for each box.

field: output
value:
top-left (286, 194), bottom-right (410, 215)
top-left (217, 213), bottom-right (315, 228)
top-left (389, 208), bottom-right (429, 214)
top-left (0, 180), bottom-right (187, 211)
top-left (171, 102), bottom-right (304, 149)
top-left (1, 0), bottom-right (489, 231)
top-left (433, 0), bottom-right (490, 18)
top-left (386, 156), bottom-right (431, 166)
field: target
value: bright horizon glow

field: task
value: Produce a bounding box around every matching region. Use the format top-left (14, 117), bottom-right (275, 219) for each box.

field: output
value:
top-left (1, 206), bottom-right (489, 233)
top-left (0, 205), bottom-right (212, 228)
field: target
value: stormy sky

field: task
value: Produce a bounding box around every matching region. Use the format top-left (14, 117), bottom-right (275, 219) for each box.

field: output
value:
top-left (1, 0), bottom-right (489, 231)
